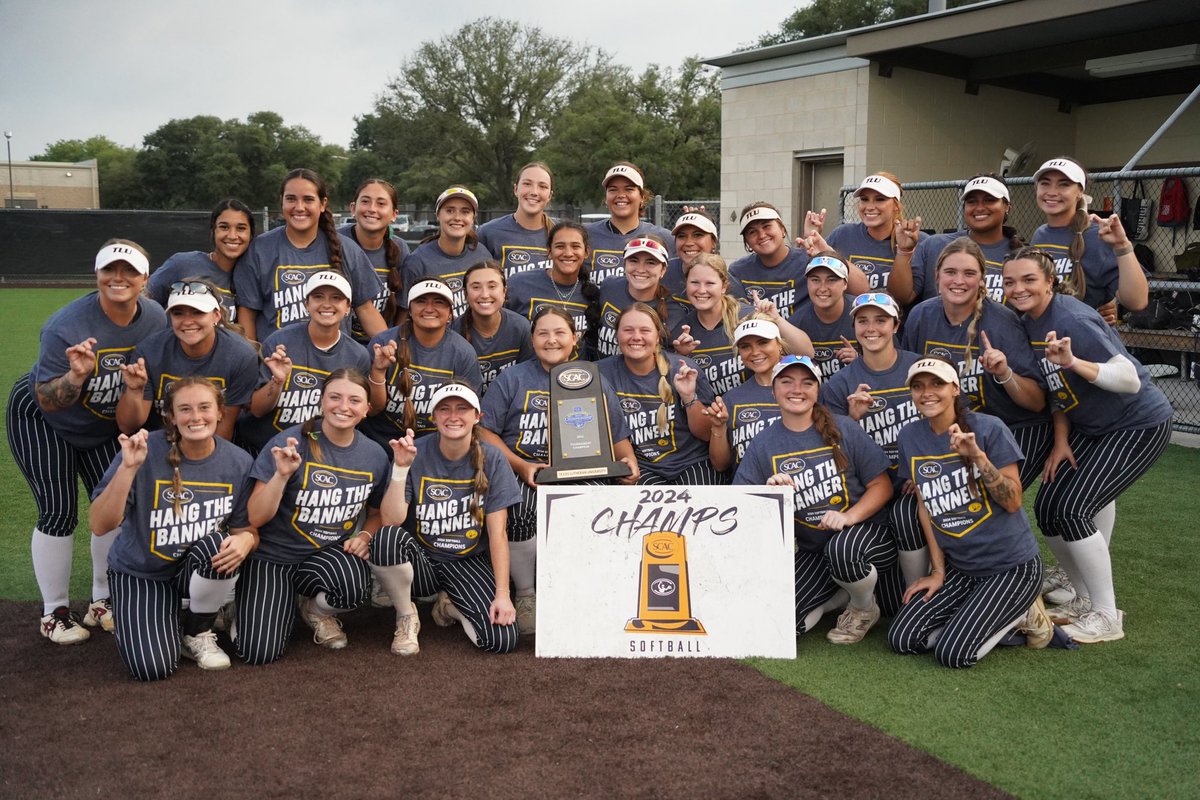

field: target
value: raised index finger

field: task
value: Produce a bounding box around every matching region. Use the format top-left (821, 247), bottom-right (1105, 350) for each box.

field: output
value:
top-left (980, 330), bottom-right (992, 351)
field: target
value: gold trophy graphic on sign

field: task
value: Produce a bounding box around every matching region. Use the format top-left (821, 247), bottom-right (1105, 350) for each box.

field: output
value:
top-left (625, 530), bottom-right (706, 634)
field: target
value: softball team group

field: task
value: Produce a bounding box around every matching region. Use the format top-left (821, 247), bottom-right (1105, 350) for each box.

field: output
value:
top-left (6, 156), bottom-right (1172, 681)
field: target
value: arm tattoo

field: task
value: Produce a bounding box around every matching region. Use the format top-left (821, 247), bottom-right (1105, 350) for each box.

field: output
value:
top-left (36, 376), bottom-right (83, 411)
top-left (980, 461), bottom-right (1016, 505)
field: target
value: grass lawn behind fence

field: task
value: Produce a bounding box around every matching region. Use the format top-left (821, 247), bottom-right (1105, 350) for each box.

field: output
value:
top-left (1, 287), bottom-right (1197, 799)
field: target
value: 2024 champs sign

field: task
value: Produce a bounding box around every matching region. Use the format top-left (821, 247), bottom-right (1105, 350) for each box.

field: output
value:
top-left (535, 486), bottom-right (796, 659)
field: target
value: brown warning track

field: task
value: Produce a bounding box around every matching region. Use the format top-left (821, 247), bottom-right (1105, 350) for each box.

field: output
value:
top-left (0, 600), bottom-right (1008, 799)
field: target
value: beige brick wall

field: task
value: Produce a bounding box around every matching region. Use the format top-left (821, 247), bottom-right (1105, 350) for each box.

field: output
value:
top-left (720, 67), bottom-right (869, 254)
top-left (3, 161), bottom-right (100, 208)
top-left (1076, 95), bottom-right (1200, 168)
top-left (862, 67), bottom-right (1076, 181)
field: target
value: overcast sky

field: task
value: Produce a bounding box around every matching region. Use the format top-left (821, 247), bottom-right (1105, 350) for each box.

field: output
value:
top-left (1, 0), bottom-right (801, 160)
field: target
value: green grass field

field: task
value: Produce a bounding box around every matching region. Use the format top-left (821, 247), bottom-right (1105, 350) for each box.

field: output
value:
top-left (2, 287), bottom-right (1197, 799)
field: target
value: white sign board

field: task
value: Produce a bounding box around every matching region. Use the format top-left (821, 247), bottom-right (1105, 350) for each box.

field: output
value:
top-left (535, 485), bottom-right (796, 659)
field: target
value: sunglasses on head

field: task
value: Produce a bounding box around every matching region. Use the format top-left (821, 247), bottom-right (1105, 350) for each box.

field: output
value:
top-left (852, 293), bottom-right (894, 308)
top-left (169, 281), bottom-right (215, 296)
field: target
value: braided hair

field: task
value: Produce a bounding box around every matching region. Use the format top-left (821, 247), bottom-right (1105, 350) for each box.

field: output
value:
top-left (616, 302), bottom-right (674, 435)
top-left (299, 368), bottom-right (371, 463)
top-left (935, 237), bottom-right (988, 370)
top-left (280, 168), bottom-right (345, 277)
top-left (161, 377), bottom-right (225, 515)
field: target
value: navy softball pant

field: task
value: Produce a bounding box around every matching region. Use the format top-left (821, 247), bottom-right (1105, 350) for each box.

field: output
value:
top-left (233, 547), bottom-right (370, 665)
top-left (108, 530), bottom-right (235, 682)
top-left (1035, 420), bottom-right (1171, 542)
top-left (888, 554), bottom-right (1042, 669)
top-left (372, 525), bottom-right (517, 654)
top-left (795, 521), bottom-right (897, 634)
top-left (891, 421), bottom-right (1053, 551)
top-left (7, 376), bottom-right (119, 537)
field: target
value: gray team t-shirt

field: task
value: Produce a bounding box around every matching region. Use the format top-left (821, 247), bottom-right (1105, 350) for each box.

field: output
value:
top-left (504, 269), bottom-right (592, 338)
top-left (1029, 223), bottom-right (1120, 310)
top-left (453, 307), bottom-right (534, 395)
top-left (787, 297), bottom-right (857, 380)
top-left (595, 278), bottom-right (689, 359)
top-left (403, 435), bottom-right (522, 562)
top-left (361, 326), bottom-right (483, 444)
top-left (729, 247), bottom-right (810, 319)
top-left (669, 304), bottom-right (754, 397)
top-left (599, 352), bottom-right (715, 480)
top-left (132, 326), bottom-right (259, 429)
top-left (30, 293), bottom-right (168, 450)
top-left (584, 220), bottom-right (676, 286)
top-left (402, 240), bottom-right (494, 319)
top-left (148, 251), bottom-right (237, 321)
top-left (734, 414), bottom-right (890, 551)
top-left (898, 412), bottom-right (1036, 575)
top-left (477, 214), bottom-right (554, 278)
top-left (250, 426), bottom-right (390, 565)
top-left (234, 226), bottom-right (382, 343)
top-left (239, 324), bottom-right (370, 453)
top-left (99, 432), bottom-right (253, 580)
top-left (719, 377), bottom-right (780, 467)
top-left (826, 222), bottom-right (897, 292)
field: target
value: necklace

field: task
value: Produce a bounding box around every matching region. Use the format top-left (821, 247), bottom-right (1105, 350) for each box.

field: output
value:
top-left (551, 277), bottom-right (579, 303)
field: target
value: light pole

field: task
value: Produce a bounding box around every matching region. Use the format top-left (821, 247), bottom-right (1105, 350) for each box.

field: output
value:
top-left (3, 131), bottom-right (12, 209)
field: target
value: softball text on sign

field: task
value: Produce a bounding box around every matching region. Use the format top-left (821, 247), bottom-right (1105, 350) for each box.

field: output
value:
top-left (535, 486), bottom-right (796, 658)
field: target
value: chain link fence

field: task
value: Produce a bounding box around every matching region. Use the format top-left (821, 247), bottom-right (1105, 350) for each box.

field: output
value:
top-left (837, 168), bottom-right (1200, 433)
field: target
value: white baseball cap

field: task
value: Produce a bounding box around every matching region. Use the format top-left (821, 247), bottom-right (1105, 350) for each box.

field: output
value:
top-left (407, 279), bottom-right (454, 305)
top-left (624, 237), bottom-right (669, 264)
top-left (672, 213), bottom-right (718, 237)
top-left (906, 358), bottom-right (960, 388)
top-left (733, 318), bottom-right (780, 344)
top-left (435, 186), bottom-right (478, 213)
top-left (853, 175), bottom-right (903, 200)
top-left (738, 206), bottom-right (782, 234)
top-left (304, 270), bottom-right (352, 300)
top-left (850, 292), bottom-right (900, 319)
top-left (166, 284), bottom-right (220, 314)
top-left (602, 164), bottom-right (644, 189)
top-left (94, 243), bottom-right (149, 275)
top-left (961, 176), bottom-right (1010, 202)
top-left (770, 354), bottom-right (822, 385)
top-left (430, 383), bottom-right (481, 413)
top-left (1033, 158), bottom-right (1087, 189)
top-left (805, 255), bottom-right (848, 280)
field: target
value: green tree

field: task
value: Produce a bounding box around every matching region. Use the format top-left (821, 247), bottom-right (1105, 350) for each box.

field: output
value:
top-left (32, 136), bottom-right (144, 208)
top-left (757, 0), bottom-right (982, 46)
top-left (538, 58), bottom-right (721, 206)
top-left (354, 17), bottom-right (604, 207)
top-left (135, 114), bottom-right (347, 210)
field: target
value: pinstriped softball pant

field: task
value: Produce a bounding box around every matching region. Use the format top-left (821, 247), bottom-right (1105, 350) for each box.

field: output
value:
top-left (372, 525), bottom-right (517, 654)
top-left (7, 376), bottom-right (120, 536)
top-left (795, 521), bottom-right (897, 634)
top-left (509, 476), bottom-right (609, 543)
top-left (890, 421), bottom-right (1053, 551)
top-left (1035, 420), bottom-right (1171, 542)
top-left (636, 459), bottom-right (726, 487)
top-left (888, 554), bottom-right (1042, 669)
top-left (108, 530), bottom-right (234, 682)
top-left (233, 548), bottom-right (370, 665)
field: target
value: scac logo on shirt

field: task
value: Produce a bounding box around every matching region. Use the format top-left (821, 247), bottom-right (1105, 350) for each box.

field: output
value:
top-left (281, 270), bottom-right (307, 285)
top-left (408, 370), bottom-right (423, 385)
top-left (746, 286), bottom-right (766, 301)
top-left (596, 254), bottom-right (621, 269)
top-left (780, 457), bottom-right (806, 473)
top-left (162, 487), bottom-right (194, 504)
top-left (479, 360), bottom-right (493, 374)
top-left (813, 346), bottom-right (833, 361)
top-left (603, 309), bottom-right (619, 325)
top-left (530, 395), bottom-right (550, 411)
top-left (621, 398), bottom-right (642, 413)
top-left (293, 372), bottom-right (319, 389)
top-left (737, 408), bottom-right (761, 423)
top-left (311, 470), bottom-right (338, 488)
top-left (100, 353), bottom-right (126, 370)
top-left (693, 354), bottom-right (712, 368)
top-left (929, 347), bottom-right (954, 360)
top-left (509, 251), bottom-right (531, 264)
top-left (918, 462), bottom-right (942, 478)
top-left (426, 484), bottom-right (452, 500)
top-left (858, 261), bottom-right (878, 275)
top-left (869, 396), bottom-right (887, 412)
top-left (445, 277), bottom-right (464, 291)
